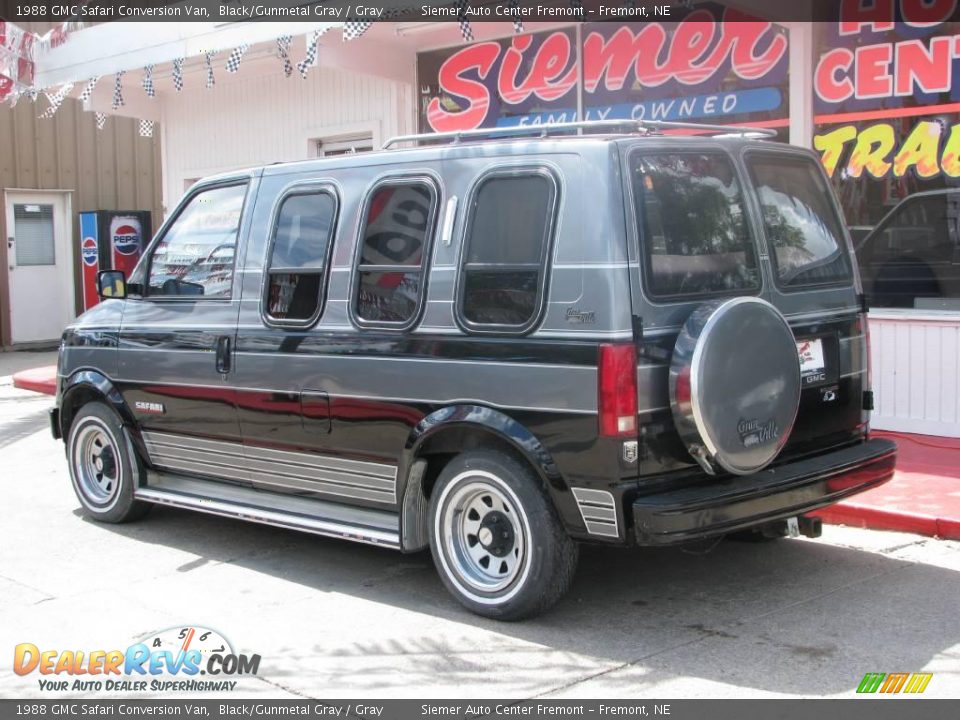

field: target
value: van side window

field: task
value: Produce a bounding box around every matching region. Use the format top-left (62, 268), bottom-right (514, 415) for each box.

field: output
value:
top-left (354, 180), bottom-right (437, 327)
top-left (631, 153), bottom-right (758, 299)
top-left (265, 190), bottom-right (338, 325)
top-left (459, 172), bottom-right (557, 330)
top-left (147, 183), bottom-right (247, 298)
top-left (747, 154), bottom-right (851, 288)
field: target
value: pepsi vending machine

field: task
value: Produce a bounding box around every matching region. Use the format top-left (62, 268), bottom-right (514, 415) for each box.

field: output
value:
top-left (78, 210), bottom-right (152, 310)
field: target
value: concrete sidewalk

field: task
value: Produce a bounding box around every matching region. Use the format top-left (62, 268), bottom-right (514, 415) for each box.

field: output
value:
top-left (10, 361), bottom-right (960, 540)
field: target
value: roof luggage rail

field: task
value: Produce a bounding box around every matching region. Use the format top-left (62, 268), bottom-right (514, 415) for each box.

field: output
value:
top-left (382, 119), bottom-right (777, 149)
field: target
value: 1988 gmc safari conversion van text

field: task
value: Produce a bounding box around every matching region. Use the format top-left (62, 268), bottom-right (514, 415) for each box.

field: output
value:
top-left (52, 121), bottom-right (897, 620)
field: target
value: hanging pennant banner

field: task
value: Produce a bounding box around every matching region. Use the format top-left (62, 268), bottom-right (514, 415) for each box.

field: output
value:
top-left (142, 64), bottom-right (155, 98)
top-left (112, 70), bottom-right (124, 110)
top-left (277, 35), bottom-right (293, 77)
top-left (205, 51), bottom-right (216, 87)
top-left (38, 82), bottom-right (74, 119)
top-left (225, 43), bottom-right (249, 73)
top-left (78, 75), bottom-right (100, 103)
top-left (172, 57), bottom-right (184, 92)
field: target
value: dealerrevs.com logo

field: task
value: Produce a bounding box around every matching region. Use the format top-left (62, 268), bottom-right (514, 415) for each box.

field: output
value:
top-left (13, 626), bottom-right (261, 693)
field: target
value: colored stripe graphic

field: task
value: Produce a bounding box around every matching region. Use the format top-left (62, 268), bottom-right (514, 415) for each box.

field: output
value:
top-left (857, 672), bottom-right (932, 694)
top-left (904, 673), bottom-right (933, 694)
top-left (880, 672), bottom-right (909, 693)
top-left (857, 673), bottom-right (885, 693)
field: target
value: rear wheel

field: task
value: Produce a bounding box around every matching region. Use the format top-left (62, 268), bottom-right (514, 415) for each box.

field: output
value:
top-left (67, 403), bottom-right (150, 523)
top-left (429, 449), bottom-right (578, 620)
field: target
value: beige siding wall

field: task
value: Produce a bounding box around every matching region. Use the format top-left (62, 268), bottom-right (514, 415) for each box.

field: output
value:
top-left (159, 66), bottom-right (415, 213)
top-left (0, 97), bottom-right (162, 345)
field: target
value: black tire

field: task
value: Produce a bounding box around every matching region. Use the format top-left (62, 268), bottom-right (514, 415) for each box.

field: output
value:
top-left (66, 402), bottom-right (151, 524)
top-left (428, 449), bottom-right (578, 620)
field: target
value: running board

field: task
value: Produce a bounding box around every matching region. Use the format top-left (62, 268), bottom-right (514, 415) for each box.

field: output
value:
top-left (135, 473), bottom-right (401, 550)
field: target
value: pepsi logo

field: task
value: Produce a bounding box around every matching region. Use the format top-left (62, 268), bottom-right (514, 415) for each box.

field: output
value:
top-left (81, 237), bottom-right (98, 267)
top-left (113, 224), bottom-right (140, 255)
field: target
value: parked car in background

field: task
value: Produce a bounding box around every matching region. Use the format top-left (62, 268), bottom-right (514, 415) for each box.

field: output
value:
top-left (855, 189), bottom-right (960, 311)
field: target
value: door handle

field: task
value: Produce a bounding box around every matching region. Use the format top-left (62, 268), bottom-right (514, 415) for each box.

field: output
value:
top-left (215, 336), bottom-right (232, 374)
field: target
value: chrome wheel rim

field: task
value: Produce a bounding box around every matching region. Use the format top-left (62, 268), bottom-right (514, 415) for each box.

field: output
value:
top-left (440, 475), bottom-right (526, 594)
top-left (72, 423), bottom-right (120, 505)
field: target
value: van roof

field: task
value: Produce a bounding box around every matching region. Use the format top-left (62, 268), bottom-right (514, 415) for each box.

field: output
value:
top-left (200, 130), bottom-right (788, 185)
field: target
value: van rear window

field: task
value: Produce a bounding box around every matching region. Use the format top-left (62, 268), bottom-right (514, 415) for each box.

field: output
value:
top-left (747, 154), bottom-right (851, 288)
top-left (631, 153), bottom-right (759, 299)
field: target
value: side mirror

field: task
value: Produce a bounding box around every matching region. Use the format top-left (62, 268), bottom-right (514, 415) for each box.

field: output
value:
top-left (97, 270), bottom-right (127, 300)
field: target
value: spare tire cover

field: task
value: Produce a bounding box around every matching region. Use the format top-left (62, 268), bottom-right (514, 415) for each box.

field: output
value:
top-left (669, 297), bottom-right (800, 476)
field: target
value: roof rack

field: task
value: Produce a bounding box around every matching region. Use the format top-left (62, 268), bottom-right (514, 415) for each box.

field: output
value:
top-left (382, 119), bottom-right (777, 149)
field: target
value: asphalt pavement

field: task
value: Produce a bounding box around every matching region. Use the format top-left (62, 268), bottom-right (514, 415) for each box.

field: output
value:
top-left (1, 351), bottom-right (958, 699)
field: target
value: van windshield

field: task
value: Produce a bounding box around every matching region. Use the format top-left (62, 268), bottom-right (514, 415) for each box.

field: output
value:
top-left (747, 154), bottom-right (851, 288)
top-left (630, 152), bottom-right (760, 299)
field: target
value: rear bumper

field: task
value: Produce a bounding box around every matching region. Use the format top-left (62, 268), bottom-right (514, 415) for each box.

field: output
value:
top-left (633, 438), bottom-right (897, 546)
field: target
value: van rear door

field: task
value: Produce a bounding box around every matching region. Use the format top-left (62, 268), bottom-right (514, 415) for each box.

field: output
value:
top-left (743, 149), bottom-right (868, 457)
top-left (621, 141), bottom-right (769, 474)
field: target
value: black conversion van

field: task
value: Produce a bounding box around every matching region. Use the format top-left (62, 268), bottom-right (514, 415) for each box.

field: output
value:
top-left (52, 120), bottom-right (897, 619)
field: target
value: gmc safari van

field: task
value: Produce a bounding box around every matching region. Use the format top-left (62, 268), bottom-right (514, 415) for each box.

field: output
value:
top-left (52, 120), bottom-right (897, 620)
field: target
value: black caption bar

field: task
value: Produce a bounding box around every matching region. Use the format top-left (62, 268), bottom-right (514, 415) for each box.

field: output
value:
top-left (0, 0), bottom-right (910, 24)
top-left (1, 700), bottom-right (957, 720)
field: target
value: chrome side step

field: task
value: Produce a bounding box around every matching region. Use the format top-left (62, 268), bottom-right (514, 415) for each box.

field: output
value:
top-left (135, 473), bottom-right (401, 550)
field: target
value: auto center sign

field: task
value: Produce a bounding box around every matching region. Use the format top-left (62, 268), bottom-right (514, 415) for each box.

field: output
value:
top-left (417, 6), bottom-right (789, 133)
top-left (813, 0), bottom-right (960, 181)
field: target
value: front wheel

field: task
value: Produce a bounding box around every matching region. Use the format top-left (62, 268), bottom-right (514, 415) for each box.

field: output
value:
top-left (67, 402), bottom-right (151, 523)
top-left (429, 449), bottom-right (578, 620)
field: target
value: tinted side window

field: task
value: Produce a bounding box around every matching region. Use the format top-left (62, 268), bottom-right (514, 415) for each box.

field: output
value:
top-left (147, 184), bottom-right (247, 298)
top-left (460, 173), bottom-right (557, 329)
top-left (631, 153), bottom-right (758, 298)
top-left (265, 191), bottom-right (337, 324)
top-left (354, 181), bottom-right (437, 327)
top-left (748, 154), bottom-right (851, 288)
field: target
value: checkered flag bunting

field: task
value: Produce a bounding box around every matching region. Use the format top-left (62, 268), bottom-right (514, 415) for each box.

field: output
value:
top-left (142, 65), bottom-right (155, 98)
top-left (509, 0), bottom-right (523, 32)
top-left (457, 0), bottom-right (474, 42)
top-left (139, 119), bottom-right (154, 138)
top-left (78, 75), bottom-right (100, 103)
top-left (95, 112), bottom-right (106, 130)
top-left (276, 35), bottom-right (294, 77)
top-left (112, 71), bottom-right (125, 110)
top-left (205, 52), bottom-right (216, 88)
top-left (172, 58), bottom-right (184, 92)
top-left (226, 43), bottom-right (249, 74)
top-left (25, 88), bottom-right (39, 103)
top-left (343, 21), bottom-right (371, 42)
top-left (39, 82), bottom-right (74, 119)
top-left (298, 28), bottom-right (330, 79)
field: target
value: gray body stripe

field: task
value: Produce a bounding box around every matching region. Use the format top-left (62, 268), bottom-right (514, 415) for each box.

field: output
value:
top-left (142, 431), bottom-right (397, 504)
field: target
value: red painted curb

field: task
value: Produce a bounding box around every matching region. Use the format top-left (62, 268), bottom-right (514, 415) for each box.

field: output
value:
top-left (12, 365), bottom-right (57, 396)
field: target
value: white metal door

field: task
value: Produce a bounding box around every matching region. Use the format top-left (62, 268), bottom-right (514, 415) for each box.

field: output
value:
top-left (5, 191), bottom-right (74, 344)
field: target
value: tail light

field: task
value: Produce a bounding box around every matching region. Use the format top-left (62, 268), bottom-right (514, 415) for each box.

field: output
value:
top-left (599, 343), bottom-right (638, 438)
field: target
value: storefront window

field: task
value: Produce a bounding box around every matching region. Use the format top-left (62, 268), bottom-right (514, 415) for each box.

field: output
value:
top-left (812, 17), bottom-right (960, 311)
top-left (856, 190), bottom-right (960, 311)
